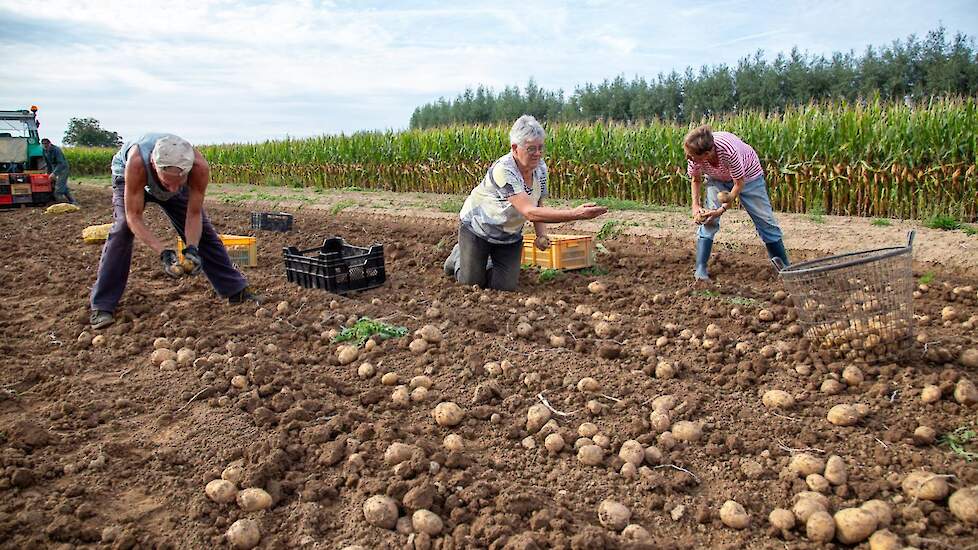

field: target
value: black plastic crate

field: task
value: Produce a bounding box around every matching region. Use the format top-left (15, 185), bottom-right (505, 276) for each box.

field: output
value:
top-left (0, 184), bottom-right (10, 196)
top-left (251, 211), bottom-right (293, 232)
top-left (9, 174), bottom-right (29, 184)
top-left (283, 237), bottom-right (385, 294)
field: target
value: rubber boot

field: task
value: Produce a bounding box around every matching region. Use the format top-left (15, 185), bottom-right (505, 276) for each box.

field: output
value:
top-left (694, 238), bottom-right (713, 280)
top-left (764, 240), bottom-right (790, 267)
top-left (443, 243), bottom-right (460, 277)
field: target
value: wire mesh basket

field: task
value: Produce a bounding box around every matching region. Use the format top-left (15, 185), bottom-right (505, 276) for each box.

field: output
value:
top-left (773, 231), bottom-right (916, 363)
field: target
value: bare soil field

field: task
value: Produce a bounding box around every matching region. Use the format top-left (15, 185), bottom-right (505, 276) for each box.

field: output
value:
top-left (1, 184), bottom-right (977, 549)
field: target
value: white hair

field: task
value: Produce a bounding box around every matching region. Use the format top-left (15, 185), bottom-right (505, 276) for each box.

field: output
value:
top-left (509, 115), bottom-right (545, 146)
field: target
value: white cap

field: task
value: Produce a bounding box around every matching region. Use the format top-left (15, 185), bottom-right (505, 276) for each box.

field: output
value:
top-left (151, 135), bottom-right (195, 176)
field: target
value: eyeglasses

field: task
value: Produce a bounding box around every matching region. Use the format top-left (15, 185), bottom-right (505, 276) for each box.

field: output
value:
top-left (522, 144), bottom-right (545, 154)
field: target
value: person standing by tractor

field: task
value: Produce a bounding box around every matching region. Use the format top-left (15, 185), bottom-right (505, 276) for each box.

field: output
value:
top-left (41, 138), bottom-right (75, 204)
top-left (89, 133), bottom-right (260, 329)
top-left (684, 125), bottom-right (789, 281)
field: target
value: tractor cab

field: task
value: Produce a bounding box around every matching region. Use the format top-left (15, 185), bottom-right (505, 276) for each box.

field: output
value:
top-left (0, 106), bottom-right (53, 206)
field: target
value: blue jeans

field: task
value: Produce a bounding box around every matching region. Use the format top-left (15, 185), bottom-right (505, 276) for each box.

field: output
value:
top-left (697, 174), bottom-right (783, 244)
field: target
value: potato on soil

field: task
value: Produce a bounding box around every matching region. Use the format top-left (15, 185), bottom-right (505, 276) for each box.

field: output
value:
top-left (594, 321), bottom-right (617, 339)
top-left (443, 434), bottom-right (464, 452)
top-left (578, 445), bottom-right (604, 466)
top-left (805, 510), bottom-right (835, 542)
top-left (789, 453), bottom-right (825, 477)
top-left (150, 348), bottom-right (176, 366)
top-left (902, 470), bottom-right (950, 500)
top-left (237, 488), bottom-right (273, 511)
top-left (769, 508), bottom-right (795, 530)
top-left (544, 433), bottom-right (565, 454)
top-left (806, 473), bottom-right (830, 493)
top-left (823, 455), bottom-right (847, 485)
top-left (222, 463), bottom-right (245, 485)
top-left (827, 404), bottom-right (863, 426)
top-left (363, 495), bottom-right (399, 529)
top-left (948, 486), bottom-right (978, 523)
top-left (526, 404), bottom-right (552, 433)
top-left (577, 377), bottom-right (601, 393)
top-left (336, 345), bottom-right (359, 365)
top-left (598, 499), bottom-right (631, 531)
top-left (762, 390), bottom-right (794, 409)
top-left (621, 524), bottom-right (653, 543)
top-left (618, 440), bottom-right (644, 466)
top-left (153, 337), bottom-right (171, 349)
top-left (833, 507), bottom-right (877, 544)
top-left (384, 442), bottom-right (419, 465)
top-left (921, 384), bottom-right (942, 403)
top-left (955, 378), bottom-right (978, 406)
top-left (868, 529), bottom-right (901, 550)
top-left (409, 338), bottom-right (429, 353)
top-left (793, 498), bottom-right (827, 523)
top-left (391, 386), bottom-right (410, 407)
top-left (719, 500), bottom-right (749, 529)
top-left (412, 509), bottom-right (443, 535)
top-left (860, 499), bottom-right (892, 527)
top-left (226, 519), bottom-right (261, 550)
top-left (432, 402), bottom-right (464, 426)
top-left (588, 281), bottom-right (607, 294)
top-left (671, 421), bottom-right (703, 442)
top-left (414, 325), bottom-right (443, 344)
top-left (961, 349), bottom-right (978, 369)
top-left (205, 479), bottom-right (238, 503)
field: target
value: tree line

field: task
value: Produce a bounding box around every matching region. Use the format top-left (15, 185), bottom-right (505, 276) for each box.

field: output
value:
top-left (409, 27), bottom-right (978, 129)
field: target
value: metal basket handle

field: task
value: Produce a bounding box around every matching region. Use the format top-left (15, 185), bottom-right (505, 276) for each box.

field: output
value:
top-left (906, 230), bottom-right (915, 249)
top-left (771, 257), bottom-right (786, 273)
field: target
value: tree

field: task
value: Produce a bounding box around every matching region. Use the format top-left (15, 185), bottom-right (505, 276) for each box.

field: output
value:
top-left (63, 118), bottom-right (122, 147)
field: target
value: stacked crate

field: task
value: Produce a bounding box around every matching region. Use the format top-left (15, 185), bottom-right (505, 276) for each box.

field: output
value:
top-left (0, 172), bottom-right (52, 206)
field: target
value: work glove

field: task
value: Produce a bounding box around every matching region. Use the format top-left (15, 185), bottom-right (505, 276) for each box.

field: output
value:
top-left (161, 249), bottom-right (183, 278)
top-left (181, 245), bottom-right (203, 275)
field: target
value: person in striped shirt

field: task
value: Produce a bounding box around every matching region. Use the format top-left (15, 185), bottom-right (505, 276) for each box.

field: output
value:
top-left (684, 125), bottom-right (789, 281)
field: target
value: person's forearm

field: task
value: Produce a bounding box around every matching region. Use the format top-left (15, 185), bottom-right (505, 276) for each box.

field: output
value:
top-left (730, 177), bottom-right (745, 200)
top-left (691, 178), bottom-right (702, 208)
top-left (126, 213), bottom-right (165, 254)
top-left (185, 210), bottom-right (203, 248)
top-left (523, 206), bottom-right (581, 223)
top-left (533, 221), bottom-right (547, 236)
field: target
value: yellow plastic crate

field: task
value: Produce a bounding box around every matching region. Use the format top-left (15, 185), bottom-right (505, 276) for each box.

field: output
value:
top-left (521, 234), bottom-right (595, 270)
top-left (177, 234), bottom-right (257, 267)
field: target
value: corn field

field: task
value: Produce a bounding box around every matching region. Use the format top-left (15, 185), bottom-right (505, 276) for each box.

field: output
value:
top-left (66, 97), bottom-right (978, 220)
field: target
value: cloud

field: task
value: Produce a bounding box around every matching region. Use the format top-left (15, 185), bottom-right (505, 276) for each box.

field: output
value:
top-left (1, 0), bottom-right (974, 144)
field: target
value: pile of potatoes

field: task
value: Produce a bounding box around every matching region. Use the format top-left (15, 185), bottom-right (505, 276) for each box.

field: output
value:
top-left (149, 337), bottom-right (196, 371)
top-left (204, 462), bottom-right (275, 549)
top-left (593, 498), bottom-right (654, 543)
top-left (808, 314), bottom-right (912, 363)
top-left (771, 491), bottom-right (894, 545)
top-left (763, 464), bottom-right (978, 545)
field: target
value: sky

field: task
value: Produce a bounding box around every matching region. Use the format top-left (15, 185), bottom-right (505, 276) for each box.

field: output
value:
top-left (1, 0), bottom-right (975, 146)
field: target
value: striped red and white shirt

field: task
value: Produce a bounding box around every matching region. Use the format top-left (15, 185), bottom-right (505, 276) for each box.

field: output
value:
top-left (687, 131), bottom-right (763, 182)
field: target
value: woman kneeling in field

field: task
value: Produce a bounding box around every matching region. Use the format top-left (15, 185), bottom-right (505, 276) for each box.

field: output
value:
top-left (444, 115), bottom-right (607, 291)
top-left (684, 125), bottom-right (789, 281)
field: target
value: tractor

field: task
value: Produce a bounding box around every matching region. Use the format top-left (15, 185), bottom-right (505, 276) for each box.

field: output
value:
top-left (0, 106), bottom-right (53, 207)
